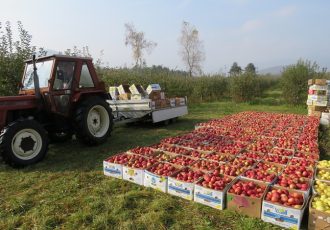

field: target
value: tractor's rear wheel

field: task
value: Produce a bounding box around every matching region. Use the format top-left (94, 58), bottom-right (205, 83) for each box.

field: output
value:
top-left (0, 120), bottom-right (49, 167)
top-left (74, 97), bottom-right (113, 145)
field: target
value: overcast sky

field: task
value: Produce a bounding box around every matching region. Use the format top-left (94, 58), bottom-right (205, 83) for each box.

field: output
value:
top-left (1, 0), bottom-right (329, 73)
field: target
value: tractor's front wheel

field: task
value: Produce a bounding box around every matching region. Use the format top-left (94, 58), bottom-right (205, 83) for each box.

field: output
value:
top-left (0, 120), bottom-right (49, 167)
top-left (74, 97), bottom-right (113, 145)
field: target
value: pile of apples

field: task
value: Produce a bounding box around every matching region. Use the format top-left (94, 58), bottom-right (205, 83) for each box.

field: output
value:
top-left (231, 156), bottom-right (257, 168)
top-left (151, 152), bottom-right (174, 162)
top-left (263, 154), bottom-right (289, 165)
top-left (317, 169), bottom-right (330, 181)
top-left (275, 137), bottom-right (296, 150)
top-left (191, 159), bottom-right (220, 171)
top-left (147, 162), bottom-right (178, 176)
top-left (289, 157), bottom-right (316, 167)
top-left (228, 180), bottom-right (266, 198)
top-left (265, 188), bottom-right (304, 208)
top-left (239, 151), bottom-right (264, 160)
top-left (244, 168), bottom-right (277, 182)
top-left (204, 153), bottom-right (233, 162)
top-left (173, 168), bottom-right (204, 182)
top-left (269, 148), bottom-right (294, 157)
top-left (125, 155), bottom-right (158, 169)
top-left (185, 150), bottom-right (208, 158)
top-left (255, 162), bottom-right (283, 174)
top-left (196, 171), bottom-right (233, 190)
top-left (317, 160), bottom-right (330, 169)
top-left (294, 151), bottom-right (319, 161)
top-left (130, 146), bottom-right (155, 156)
top-left (247, 138), bottom-right (274, 153)
top-left (311, 195), bottom-right (330, 212)
top-left (314, 180), bottom-right (330, 194)
top-left (276, 175), bottom-right (310, 191)
top-left (219, 164), bottom-right (249, 176)
top-left (106, 153), bottom-right (134, 164)
top-left (169, 155), bottom-right (196, 166)
top-left (159, 145), bottom-right (190, 155)
top-left (283, 165), bottom-right (314, 178)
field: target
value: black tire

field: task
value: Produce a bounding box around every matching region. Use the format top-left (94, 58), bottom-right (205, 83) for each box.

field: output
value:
top-left (49, 131), bottom-right (73, 143)
top-left (74, 97), bottom-right (113, 145)
top-left (0, 119), bottom-right (49, 167)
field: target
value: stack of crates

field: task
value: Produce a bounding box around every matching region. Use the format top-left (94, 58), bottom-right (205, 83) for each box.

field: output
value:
top-left (307, 79), bottom-right (328, 117)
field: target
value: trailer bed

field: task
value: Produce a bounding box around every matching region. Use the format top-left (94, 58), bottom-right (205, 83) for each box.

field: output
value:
top-left (107, 98), bottom-right (188, 124)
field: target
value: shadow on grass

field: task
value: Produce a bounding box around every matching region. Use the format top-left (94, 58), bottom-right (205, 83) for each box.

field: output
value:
top-left (0, 117), bottom-right (210, 173)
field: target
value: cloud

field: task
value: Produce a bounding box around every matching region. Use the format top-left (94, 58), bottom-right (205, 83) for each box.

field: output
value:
top-left (241, 19), bottom-right (263, 32)
top-left (276, 5), bottom-right (297, 17)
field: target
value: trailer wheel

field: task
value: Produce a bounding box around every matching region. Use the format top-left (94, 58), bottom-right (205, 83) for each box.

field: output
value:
top-left (49, 131), bottom-right (73, 143)
top-left (0, 120), bottom-right (49, 167)
top-left (74, 97), bottom-right (113, 145)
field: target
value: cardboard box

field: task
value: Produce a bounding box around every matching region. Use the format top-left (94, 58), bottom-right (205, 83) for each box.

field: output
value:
top-left (308, 105), bottom-right (326, 112)
top-left (168, 176), bottom-right (195, 200)
top-left (118, 84), bottom-right (131, 95)
top-left (109, 86), bottom-right (119, 100)
top-left (175, 97), bottom-right (186, 106)
top-left (131, 94), bottom-right (147, 100)
top-left (129, 84), bottom-right (146, 95)
top-left (160, 91), bottom-right (165, 100)
top-left (146, 84), bottom-right (161, 94)
top-left (308, 79), bottom-right (315, 85)
top-left (261, 186), bottom-right (308, 229)
top-left (306, 99), bottom-right (313, 106)
top-left (118, 93), bottom-right (131, 100)
top-left (144, 163), bottom-right (181, 193)
top-left (103, 160), bottom-right (123, 179)
top-left (122, 165), bottom-right (145, 185)
top-left (167, 168), bottom-right (203, 201)
top-left (194, 175), bottom-right (234, 210)
top-left (315, 79), bottom-right (327, 85)
top-left (227, 178), bottom-right (268, 218)
top-left (169, 98), bottom-right (176, 107)
top-left (312, 180), bottom-right (330, 194)
top-left (315, 168), bottom-right (330, 183)
top-left (149, 91), bottom-right (162, 101)
top-left (309, 84), bottom-right (328, 91)
top-left (308, 95), bottom-right (327, 101)
top-left (308, 195), bottom-right (330, 230)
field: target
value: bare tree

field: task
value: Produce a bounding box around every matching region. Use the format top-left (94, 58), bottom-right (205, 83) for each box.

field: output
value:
top-left (124, 23), bottom-right (157, 67)
top-left (179, 21), bottom-right (205, 77)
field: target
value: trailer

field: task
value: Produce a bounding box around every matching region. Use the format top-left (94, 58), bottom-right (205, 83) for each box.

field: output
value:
top-left (107, 98), bottom-right (188, 125)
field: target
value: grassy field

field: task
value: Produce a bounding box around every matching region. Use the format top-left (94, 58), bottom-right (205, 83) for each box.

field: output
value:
top-left (0, 101), bottom-right (328, 230)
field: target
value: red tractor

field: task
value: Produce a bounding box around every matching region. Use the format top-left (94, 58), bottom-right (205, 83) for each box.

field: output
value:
top-left (0, 55), bottom-right (113, 167)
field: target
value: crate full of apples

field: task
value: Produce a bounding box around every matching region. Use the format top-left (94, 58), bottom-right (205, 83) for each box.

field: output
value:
top-left (144, 162), bottom-right (182, 192)
top-left (261, 186), bottom-right (307, 229)
top-left (122, 155), bottom-right (159, 185)
top-left (194, 169), bottom-right (234, 210)
top-left (227, 178), bottom-right (268, 218)
top-left (167, 167), bottom-right (204, 200)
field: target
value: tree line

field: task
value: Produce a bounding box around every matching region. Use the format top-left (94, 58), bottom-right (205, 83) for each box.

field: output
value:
top-left (0, 20), bottom-right (329, 105)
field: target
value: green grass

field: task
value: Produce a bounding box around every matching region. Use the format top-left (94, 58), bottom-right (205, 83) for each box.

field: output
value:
top-left (0, 101), bottom-right (328, 230)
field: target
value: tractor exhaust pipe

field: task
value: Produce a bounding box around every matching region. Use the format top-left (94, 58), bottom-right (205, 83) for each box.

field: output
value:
top-left (32, 54), bottom-right (41, 99)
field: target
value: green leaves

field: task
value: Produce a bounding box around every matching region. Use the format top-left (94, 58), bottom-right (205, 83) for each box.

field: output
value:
top-left (281, 59), bottom-right (326, 105)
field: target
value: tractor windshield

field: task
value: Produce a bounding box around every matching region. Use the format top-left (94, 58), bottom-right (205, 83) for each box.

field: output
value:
top-left (22, 60), bottom-right (54, 90)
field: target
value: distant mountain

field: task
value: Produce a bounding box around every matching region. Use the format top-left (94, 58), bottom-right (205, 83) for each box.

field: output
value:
top-left (259, 66), bottom-right (284, 75)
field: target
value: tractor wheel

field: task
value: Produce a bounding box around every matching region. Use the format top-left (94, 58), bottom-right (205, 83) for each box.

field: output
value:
top-left (74, 97), bottom-right (113, 145)
top-left (49, 131), bottom-right (73, 143)
top-left (0, 119), bottom-right (49, 167)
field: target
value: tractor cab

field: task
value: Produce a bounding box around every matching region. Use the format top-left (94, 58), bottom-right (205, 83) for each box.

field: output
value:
top-left (19, 55), bottom-right (107, 117)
